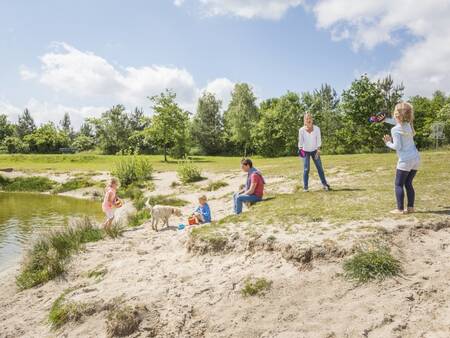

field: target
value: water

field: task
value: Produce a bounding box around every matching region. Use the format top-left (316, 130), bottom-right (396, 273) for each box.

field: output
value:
top-left (0, 192), bottom-right (103, 271)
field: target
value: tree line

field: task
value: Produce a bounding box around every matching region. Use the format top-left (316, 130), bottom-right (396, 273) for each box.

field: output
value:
top-left (1, 75), bottom-right (449, 159)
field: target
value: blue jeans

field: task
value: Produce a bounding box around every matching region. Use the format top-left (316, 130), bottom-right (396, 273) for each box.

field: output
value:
top-left (395, 169), bottom-right (417, 210)
top-left (302, 150), bottom-right (328, 190)
top-left (233, 193), bottom-right (262, 214)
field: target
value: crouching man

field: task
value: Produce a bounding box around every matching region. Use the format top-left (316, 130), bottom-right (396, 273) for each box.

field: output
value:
top-left (233, 158), bottom-right (265, 215)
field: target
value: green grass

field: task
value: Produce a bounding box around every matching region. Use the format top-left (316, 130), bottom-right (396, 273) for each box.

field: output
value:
top-left (16, 217), bottom-right (105, 289)
top-left (343, 246), bottom-right (402, 283)
top-left (146, 195), bottom-right (189, 207)
top-left (206, 180), bottom-right (229, 191)
top-left (177, 160), bottom-right (205, 184)
top-left (87, 265), bottom-right (108, 280)
top-left (128, 209), bottom-right (151, 227)
top-left (106, 304), bottom-right (143, 337)
top-left (0, 175), bottom-right (55, 192)
top-left (53, 177), bottom-right (94, 193)
top-left (48, 290), bottom-right (96, 329)
top-left (104, 221), bottom-right (125, 239)
top-left (241, 277), bottom-right (272, 297)
top-left (113, 156), bottom-right (153, 187)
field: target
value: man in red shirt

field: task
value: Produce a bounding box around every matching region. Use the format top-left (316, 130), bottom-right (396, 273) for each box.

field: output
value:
top-left (233, 158), bottom-right (265, 214)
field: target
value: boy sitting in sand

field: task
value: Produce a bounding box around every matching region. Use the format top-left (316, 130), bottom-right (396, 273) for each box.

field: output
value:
top-left (192, 195), bottom-right (211, 224)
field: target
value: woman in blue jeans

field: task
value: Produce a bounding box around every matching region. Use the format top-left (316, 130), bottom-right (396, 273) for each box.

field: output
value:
top-left (298, 113), bottom-right (330, 192)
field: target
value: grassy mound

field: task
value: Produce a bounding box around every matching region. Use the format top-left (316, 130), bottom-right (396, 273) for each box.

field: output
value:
top-left (343, 246), bottom-right (402, 283)
top-left (177, 160), bottom-right (204, 184)
top-left (0, 175), bottom-right (55, 192)
top-left (241, 277), bottom-right (272, 297)
top-left (53, 177), bottom-right (94, 193)
top-left (16, 217), bottom-right (121, 289)
top-left (206, 180), bottom-right (228, 191)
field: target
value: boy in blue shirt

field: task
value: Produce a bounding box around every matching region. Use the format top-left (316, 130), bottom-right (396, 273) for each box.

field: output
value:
top-left (193, 195), bottom-right (211, 223)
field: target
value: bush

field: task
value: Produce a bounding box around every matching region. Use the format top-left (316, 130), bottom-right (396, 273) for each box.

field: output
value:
top-left (53, 178), bottom-right (93, 193)
top-left (343, 246), bottom-right (402, 283)
top-left (114, 157), bottom-right (153, 187)
top-left (177, 160), bottom-right (204, 184)
top-left (0, 175), bottom-right (55, 192)
top-left (3, 136), bottom-right (30, 154)
top-left (241, 277), bottom-right (272, 297)
top-left (16, 217), bottom-right (103, 289)
top-left (127, 209), bottom-right (151, 227)
top-left (71, 135), bottom-right (95, 152)
top-left (206, 180), bottom-right (228, 191)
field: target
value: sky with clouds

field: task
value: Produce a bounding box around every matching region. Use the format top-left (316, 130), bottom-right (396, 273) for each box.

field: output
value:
top-left (1, 0), bottom-right (449, 128)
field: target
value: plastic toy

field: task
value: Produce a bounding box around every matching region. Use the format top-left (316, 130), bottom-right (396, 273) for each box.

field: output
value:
top-left (178, 223), bottom-right (185, 230)
top-left (368, 112), bottom-right (386, 123)
top-left (114, 198), bottom-right (123, 208)
top-left (188, 216), bottom-right (199, 226)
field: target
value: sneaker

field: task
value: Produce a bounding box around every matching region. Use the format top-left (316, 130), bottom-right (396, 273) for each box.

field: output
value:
top-left (389, 209), bottom-right (405, 215)
top-left (303, 188), bottom-right (309, 192)
top-left (323, 185), bottom-right (331, 191)
top-left (405, 207), bottom-right (415, 214)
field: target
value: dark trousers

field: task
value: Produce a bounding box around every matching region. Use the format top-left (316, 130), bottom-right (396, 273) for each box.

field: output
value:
top-left (395, 169), bottom-right (417, 210)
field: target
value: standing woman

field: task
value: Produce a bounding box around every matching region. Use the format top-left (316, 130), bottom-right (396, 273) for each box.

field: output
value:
top-left (383, 102), bottom-right (420, 214)
top-left (298, 112), bottom-right (331, 192)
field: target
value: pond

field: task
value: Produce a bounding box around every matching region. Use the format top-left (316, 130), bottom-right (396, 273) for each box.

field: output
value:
top-left (0, 192), bottom-right (103, 271)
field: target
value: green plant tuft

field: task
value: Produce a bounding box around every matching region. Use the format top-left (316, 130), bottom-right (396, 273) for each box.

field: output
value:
top-left (177, 160), bottom-right (204, 184)
top-left (206, 180), bottom-right (228, 191)
top-left (48, 292), bottom-right (96, 329)
top-left (113, 157), bottom-right (153, 187)
top-left (241, 277), bottom-right (272, 297)
top-left (104, 221), bottom-right (125, 239)
top-left (127, 209), bottom-right (151, 227)
top-left (53, 177), bottom-right (93, 193)
top-left (0, 175), bottom-right (55, 192)
top-left (106, 304), bottom-right (143, 337)
top-left (146, 195), bottom-right (188, 207)
top-left (343, 246), bottom-right (402, 283)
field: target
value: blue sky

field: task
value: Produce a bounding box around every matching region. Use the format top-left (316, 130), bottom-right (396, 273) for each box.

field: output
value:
top-left (1, 0), bottom-right (449, 127)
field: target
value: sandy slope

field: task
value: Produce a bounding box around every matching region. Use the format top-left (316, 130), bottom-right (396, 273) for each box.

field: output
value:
top-left (0, 170), bottom-right (449, 338)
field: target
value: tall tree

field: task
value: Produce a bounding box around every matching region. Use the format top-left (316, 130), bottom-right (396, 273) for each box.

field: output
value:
top-left (90, 105), bottom-right (132, 154)
top-left (377, 75), bottom-right (404, 113)
top-left (191, 92), bottom-right (224, 155)
top-left (340, 75), bottom-right (385, 153)
top-left (59, 112), bottom-right (74, 139)
top-left (17, 108), bottom-right (36, 138)
top-left (80, 121), bottom-right (95, 138)
top-left (129, 107), bottom-right (150, 131)
top-left (149, 89), bottom-right (190, 161)
top-left (0, 114), bottom-right (15, 143)
top-left (223, 83), bottom-right (259, 156)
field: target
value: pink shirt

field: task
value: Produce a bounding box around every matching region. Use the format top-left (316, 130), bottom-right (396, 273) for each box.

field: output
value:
top-left (251, 173), bottom-right (264, 198)
top-left (102, 187), bottom-right (116, 211)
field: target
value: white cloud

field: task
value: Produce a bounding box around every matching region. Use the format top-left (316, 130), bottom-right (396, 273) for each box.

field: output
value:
top-left (197, 0), bottom-right (303, 20)
top-left (13, 43), bottom-right (235, 126)
top-left (202, 78), bottom-right (235, 108)
top-left (0, 98), bottom-right (108, 128)
top-left (174, 0), bottom-right (185, 6)
top-left (312, 0), bottom-right (450, 95)
top-left (19, 65), bottom-right (38, 80)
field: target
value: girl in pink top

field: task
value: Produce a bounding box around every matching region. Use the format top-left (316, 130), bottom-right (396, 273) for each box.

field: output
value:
top-left (102, 177), bottom-right (119, 229)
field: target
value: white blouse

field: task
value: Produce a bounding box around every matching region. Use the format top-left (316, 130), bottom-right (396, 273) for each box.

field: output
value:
top-left (298, 125), bottom-right (322, 152)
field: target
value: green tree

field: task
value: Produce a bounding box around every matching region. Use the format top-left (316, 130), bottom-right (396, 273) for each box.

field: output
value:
top-left (3, 136), bottom-right (29, 153)
top-left (191, 92), bottom-right (224, 155)
top-left (90, 105), bottom-right (132, 154)
top-left (129, 107), bottom-right (150, 131)
top-left (0, 114), bottom-right (15, 143)
top-left (80, 121), bottom-right (95, 138)
top-left (377, 75), bottom-right (404, 113)
top-left (340, 75), bottom-right (385, 153)
top-left (59, 112), bottom-right (74, 139)
top-left (223, 83), bottom-right (259, 156)
top-left (71, 135), bottom-right (95, 152)
top-left (148, 89), bottom-right (190, 161)
top-left (17, 108), bottom-right (36, 139)
top-left (253, 92), bottom-right (303, 157)
top-left (24, 122), bottom-right (70, 153)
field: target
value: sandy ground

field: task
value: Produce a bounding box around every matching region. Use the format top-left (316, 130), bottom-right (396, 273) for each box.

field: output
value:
top-left (0, 169), bottom-right (449, 337)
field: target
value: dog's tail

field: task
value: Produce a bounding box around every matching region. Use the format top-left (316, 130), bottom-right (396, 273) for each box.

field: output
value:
top-left (145, 198), bottom-right (154, 212)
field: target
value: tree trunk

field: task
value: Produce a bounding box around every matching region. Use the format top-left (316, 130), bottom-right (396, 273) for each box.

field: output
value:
top-left (164, 144), bottom-right (167, 162)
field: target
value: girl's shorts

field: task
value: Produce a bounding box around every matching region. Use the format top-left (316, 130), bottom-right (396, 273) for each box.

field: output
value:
top-left (104, 208), bottom-right (115, 220)
top-left (397, 156), bottom-right (420, 171)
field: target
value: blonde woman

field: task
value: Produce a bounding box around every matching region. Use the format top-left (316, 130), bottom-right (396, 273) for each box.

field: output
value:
top-left (383, 102), bottom-right (420, 214)
top-left (102, 177), bottom-right (119, 229)
top-left (298, 113), bottom-right (330, 192)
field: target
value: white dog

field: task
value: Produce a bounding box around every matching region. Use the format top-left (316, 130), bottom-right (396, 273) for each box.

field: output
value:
top-left (145, 200), bottom-right (182, 231)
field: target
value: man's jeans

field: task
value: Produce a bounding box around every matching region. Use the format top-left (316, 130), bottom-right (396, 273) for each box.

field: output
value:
top-left (233, 193), bottom-right (262, 214)
top-left (303, 150), bottom-right (328, 190)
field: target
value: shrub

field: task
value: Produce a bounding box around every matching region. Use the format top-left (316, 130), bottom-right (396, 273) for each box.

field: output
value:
top-left (16, 217), bottom-right (103, 289)
top-left (206, 180), bottom-right (228, 191)
top-left (48, 292), bottom-right (96, 329)
top-left (113, 157), bottom-right (153, 187)
top-left (177, 160), bottom-right (204, 184)
top-left (53, 178), bottom-right (93, 193)
top-left (0, 175), bottom-right (55, 192)
top-left (106, 304), bottom-right (143, 337)
top-left (127, 209), bottom-right (151, 227)
top-left (241, 277), bottom-right (272, 297)
top-left (343, 246), bottom-right (402, 283)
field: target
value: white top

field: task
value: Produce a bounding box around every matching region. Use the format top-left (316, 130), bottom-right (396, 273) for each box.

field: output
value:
top-left (298, 125), bottom-right (322, 152)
